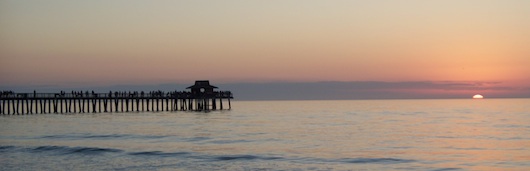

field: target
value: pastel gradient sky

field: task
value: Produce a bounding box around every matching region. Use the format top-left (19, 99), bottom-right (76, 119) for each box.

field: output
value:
top-left (1, 1), bottom-right (529, 98)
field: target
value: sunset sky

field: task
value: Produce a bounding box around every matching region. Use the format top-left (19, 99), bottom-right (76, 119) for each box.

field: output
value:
top-left (1, 1), bottom-right (529, 99)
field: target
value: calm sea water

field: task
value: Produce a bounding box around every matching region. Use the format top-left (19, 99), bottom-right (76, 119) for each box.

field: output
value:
top-left (1, 99), bottom-right (529, 170)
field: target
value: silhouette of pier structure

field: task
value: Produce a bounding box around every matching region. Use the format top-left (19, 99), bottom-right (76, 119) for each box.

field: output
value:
top-left (0, 80), bottom-right (233, 115)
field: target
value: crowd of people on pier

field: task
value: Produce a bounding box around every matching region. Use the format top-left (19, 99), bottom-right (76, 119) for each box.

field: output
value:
top-left (107, 91), bottom-right (192, 98)
top-left (106, 90), bottom-right (231, 98)
top-left (1, 90), bottom-right (232, 98)
top-left (0, 91), bottom-right (15, 97)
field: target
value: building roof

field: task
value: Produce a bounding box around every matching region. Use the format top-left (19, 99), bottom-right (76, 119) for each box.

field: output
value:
top-left (186, 80), bottom-right (218, 89)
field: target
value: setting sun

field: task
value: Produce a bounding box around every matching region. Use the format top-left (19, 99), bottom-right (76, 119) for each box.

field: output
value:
top-left (473, 94), bottom-right (484, 99)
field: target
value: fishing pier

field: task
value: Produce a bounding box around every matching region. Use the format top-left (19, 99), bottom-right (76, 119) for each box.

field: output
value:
top-left (0, 81), bottom-right (233, 115)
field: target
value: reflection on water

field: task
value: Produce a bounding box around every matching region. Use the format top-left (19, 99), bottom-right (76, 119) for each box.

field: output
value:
top-left (1, 99), bottom-right (530, 170)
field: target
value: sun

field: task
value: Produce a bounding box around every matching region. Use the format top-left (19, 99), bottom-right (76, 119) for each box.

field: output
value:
top-left (472, 94), bottom-right (484, 99)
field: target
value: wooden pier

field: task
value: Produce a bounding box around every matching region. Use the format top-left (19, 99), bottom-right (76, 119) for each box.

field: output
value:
top-left (0, 81), bottom-right (233, 115)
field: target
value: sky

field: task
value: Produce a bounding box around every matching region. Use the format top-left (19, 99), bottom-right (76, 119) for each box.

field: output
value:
top-left (1, 0), bottom-right (529, 99)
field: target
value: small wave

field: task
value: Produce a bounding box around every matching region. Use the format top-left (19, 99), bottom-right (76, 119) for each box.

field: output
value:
top-left (432, 168), bottom-right (463, 171)
top-left (127, 151), bottom-right (283, 161)
top-left (41, 135), bottom-right (71, 139)
top-left (129, 151), bottom-right (190, 157)
top-left (40, 134), bottom-right (167, 140)
top-left (32, 146), bottom-right (65, 152)
top-left (446, 147), bottom-right (487, 151)
top-left (337, 157), bottom-right (416, 164)
top-left (66, 147), bottom-right (123, 154)
top-left (184, 136), bottom-right (211, 142)
top-left (40, 134), bottom-right (126, 140)
top-left (216, 155), bottom-right (258, 160)
top-left (85, 134), bottom-right (128, 139)
top-left (207, 139), bottom-right (253, 144)
top-left (31, 146), bottom-right (122, 155)
top-left (391, 146), bottom-right (413, 149)
top-left (213, 155), bottom-right (283, 161)
top-left (206, 155), bottom-right (414, 164)
top-left (0, 146), bottom-right (15, 151)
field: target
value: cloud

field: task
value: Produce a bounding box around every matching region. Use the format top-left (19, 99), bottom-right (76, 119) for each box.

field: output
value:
top-left (1, 81), bottom-right (528, 100)
top-left (218, 81), bottom-right (525, 100)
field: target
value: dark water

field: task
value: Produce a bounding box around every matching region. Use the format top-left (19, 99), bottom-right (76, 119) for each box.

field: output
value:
top-left (1, 99), bottom-right (530, 170)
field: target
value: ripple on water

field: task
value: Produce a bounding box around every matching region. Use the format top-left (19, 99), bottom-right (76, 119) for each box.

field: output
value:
top-left (213, 155), bottom-right (283, 161)
top-left (0, 146), bottom-right (15, 151)
top-left (30, 146), bottom-right (123, 155)
top-left (40, 134), bottom-right (167, 140)
top-left (431, 168), bottom-right (464, 171)
top-left (128, 151), bottom-right (190, 157)
top-left (206, 139), bottom-right (253, 144)
top-left (337, 157), bottom-right (416, 164)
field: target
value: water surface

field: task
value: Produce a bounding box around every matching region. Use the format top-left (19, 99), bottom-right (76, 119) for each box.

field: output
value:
top-left (1, 99), bottom-right (530, 170)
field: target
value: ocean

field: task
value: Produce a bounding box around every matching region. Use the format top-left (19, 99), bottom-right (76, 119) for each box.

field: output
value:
top-left (1, 99), bottom-right (529, 170)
